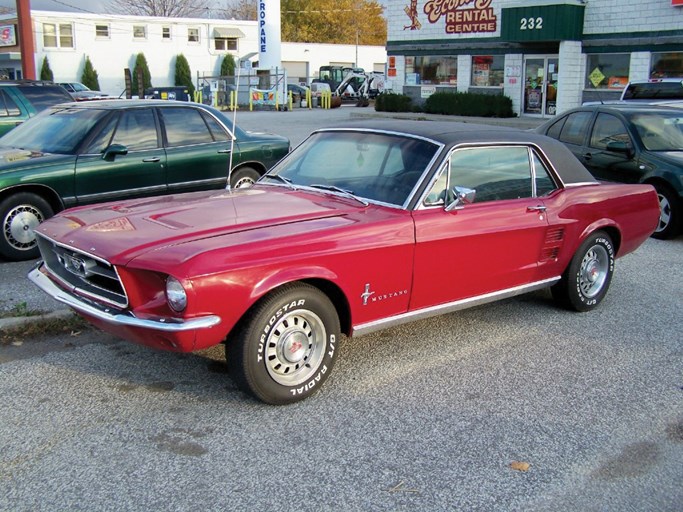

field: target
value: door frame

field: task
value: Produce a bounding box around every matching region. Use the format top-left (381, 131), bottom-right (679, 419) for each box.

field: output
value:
top-left (522, 55), bottom-right (559, 118)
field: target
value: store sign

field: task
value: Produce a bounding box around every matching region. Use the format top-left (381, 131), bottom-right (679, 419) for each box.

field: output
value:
top-left (421, 86), bottom-right (436, 98)
top-left (501, 5), bottom-right (584, 42)
top-left (0, 25), bottom-right (16, 46)
top-left (420, 0), bottom-right (498, 34)
top-left (673, 0), bottom-right (683, 6)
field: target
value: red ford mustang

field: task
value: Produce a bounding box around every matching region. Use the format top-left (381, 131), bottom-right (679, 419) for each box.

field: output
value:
top-left (29, 121), bottom-right (660, 404)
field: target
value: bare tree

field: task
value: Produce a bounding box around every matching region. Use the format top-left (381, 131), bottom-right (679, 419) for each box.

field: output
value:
top-left (221, 0), bottom-right (257, 21)
top-left (108, 0), bottom-right (210, 18)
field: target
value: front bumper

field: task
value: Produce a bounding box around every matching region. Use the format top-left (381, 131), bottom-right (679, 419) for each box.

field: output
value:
top-left (28, 263), bottom-right (221, 333)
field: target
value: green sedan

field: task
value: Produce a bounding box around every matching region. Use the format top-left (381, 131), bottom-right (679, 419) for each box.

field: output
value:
top-left (0, 100), bottom-right (290, 261)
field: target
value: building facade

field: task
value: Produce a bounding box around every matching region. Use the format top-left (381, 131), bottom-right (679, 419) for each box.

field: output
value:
top-left (386, 0), bottom-right (683, 117)
top-left (0, 10), bottom-right (386, 96)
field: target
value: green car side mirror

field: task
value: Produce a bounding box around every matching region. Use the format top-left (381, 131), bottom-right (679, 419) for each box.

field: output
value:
top-left (102, 144), bottom-right (128, 161)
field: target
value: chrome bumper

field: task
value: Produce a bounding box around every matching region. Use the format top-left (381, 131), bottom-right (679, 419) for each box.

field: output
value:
top-left (28, 264), bottom-right (221, 332)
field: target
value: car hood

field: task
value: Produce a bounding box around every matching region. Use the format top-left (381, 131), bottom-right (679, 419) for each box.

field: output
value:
top-left (0, 147), bottom-right (44, 164)
top-left (0, 147), bottom-right (69, 169)
top-left (35, 185), bottom-right (364, 265)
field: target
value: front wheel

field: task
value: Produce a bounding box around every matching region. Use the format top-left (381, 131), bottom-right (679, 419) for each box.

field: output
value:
top-left (652, 184), bottom-right (680, 240)
top-left (230, 166), bottom-right (260, 189)
top-left (552, 231), bottom-right (615, 312)
top-left (0, 192), bottom-right (54, 261)
top-left (226, 283), bottom-right (340, 404)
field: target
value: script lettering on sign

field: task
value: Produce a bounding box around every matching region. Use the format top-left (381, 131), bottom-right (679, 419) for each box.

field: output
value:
top-left (423, 0), bottom-right (497, 34)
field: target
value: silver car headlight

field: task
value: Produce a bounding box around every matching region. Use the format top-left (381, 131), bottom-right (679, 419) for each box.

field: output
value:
top-left (166, 276), bottom-right (187, 312)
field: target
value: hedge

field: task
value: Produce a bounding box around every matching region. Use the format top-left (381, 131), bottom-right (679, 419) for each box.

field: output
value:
top-left (424, 91), bottom-right (514, 118)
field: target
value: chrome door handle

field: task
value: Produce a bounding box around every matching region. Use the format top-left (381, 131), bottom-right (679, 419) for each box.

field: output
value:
top-left (142, 157), bottom-right (161, 163)
top-left (527, 205), bottom-right (547, 212)
top-left (217, 149), bottom-right (232, 154)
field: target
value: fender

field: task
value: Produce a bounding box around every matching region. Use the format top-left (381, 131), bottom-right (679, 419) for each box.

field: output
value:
top-left (249, 264), bottom-right (340, 302)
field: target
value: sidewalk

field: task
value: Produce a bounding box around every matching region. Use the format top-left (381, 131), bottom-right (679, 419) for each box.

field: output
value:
top-left (349, 109), bottom-right (546, 130)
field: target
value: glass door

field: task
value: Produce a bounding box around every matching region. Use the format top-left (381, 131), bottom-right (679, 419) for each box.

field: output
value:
top-left (523, 56), bottom-right (559, 117)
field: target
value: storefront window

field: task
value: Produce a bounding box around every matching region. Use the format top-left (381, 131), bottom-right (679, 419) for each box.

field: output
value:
top-left (585, 54), bottom-right (630, 89)
top-left (471, 56), bottom-right (504, 87)
top-left (404, 56), bottom-right (457, 85)
top-left (650, 52), bottom-right (683, 79)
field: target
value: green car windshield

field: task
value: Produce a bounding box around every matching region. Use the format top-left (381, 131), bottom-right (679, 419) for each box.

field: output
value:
top-left (629, 111), bottom-right (683, 151)
top-left (0, 107), bottom-right (105, 154)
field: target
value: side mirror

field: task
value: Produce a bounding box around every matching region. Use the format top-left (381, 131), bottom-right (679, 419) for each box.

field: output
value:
top-left (605, 140), bottom-right (633, 157)
top-left (102, 144), bottom-right (128, 161)
top-left (446, 186), bottom-right (476, 211)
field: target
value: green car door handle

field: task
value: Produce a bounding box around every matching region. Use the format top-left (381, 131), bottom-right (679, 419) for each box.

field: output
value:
top-left (218, 149), bottom-right (232, 154)
top-left (142, 157), bottom-right (161, 163)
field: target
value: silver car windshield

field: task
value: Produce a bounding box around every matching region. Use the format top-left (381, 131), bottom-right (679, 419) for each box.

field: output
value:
top-left (267, 130), bottom-right (439, 206)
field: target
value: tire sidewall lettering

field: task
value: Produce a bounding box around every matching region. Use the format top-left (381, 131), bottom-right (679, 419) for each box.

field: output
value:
top-left (290, 334), bottom-right (336, 397)
top-left (573, 236), bottom-right (614, 305)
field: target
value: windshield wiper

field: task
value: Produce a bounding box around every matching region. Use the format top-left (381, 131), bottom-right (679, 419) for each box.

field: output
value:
top-left (309, 184), bottom-right (369, 206)
top-left (260, 174), bottom-right (296, 188)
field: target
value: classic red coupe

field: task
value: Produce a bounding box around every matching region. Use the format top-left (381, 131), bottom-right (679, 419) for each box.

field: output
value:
top-left (29, 121), bottom-right (660, 404)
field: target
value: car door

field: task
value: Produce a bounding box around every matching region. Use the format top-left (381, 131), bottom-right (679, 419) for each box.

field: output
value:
top-left (160, 106), bottom-right (234, 193)
top-left (410, 145), bottom-right (558, 311)
top-left (581, 112), bottom-right (643, 184)
top-left (74, 107), bottom-right (167, 204)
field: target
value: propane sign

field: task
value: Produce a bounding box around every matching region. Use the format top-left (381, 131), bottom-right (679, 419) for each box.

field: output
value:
top-left (258, 0), bottom-right (282, 70)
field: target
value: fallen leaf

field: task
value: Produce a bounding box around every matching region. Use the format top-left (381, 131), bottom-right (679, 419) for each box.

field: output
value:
top-left (510, 461), bottom-right (531, 472)
top-left (70, 330), bottom-right (82, 337)
top-left (11, 340), bottom-right (23, 346)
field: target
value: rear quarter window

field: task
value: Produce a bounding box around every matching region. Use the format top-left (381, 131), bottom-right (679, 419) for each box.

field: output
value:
top-left (559, 111), bottom-right (592, 146)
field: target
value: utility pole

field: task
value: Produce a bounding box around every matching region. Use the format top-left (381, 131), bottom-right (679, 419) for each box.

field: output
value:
top-left (17, 0), bottom-right (36, 79)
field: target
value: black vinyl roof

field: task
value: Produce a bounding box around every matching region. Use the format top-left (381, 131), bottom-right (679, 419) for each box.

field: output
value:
top-left (320, 119), bottom-right (597, 185)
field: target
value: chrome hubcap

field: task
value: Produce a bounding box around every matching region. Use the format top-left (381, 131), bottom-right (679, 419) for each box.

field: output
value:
top-left (579, 245), bottom-right (609, 298)
top-left (3, 204), bottom-right (43, 250)
top-left (265, 309), bottom-right (326, 386)
top-left (656, 192), bottom-right (671, 233)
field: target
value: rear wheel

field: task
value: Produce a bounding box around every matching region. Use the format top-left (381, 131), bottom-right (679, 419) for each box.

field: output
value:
top-left (230, 166), bottom-right (260, 189)
top-left (0, 193), bottom-right (53, 261)
top-left (652, 184), bottom-right (680, 240)
top-left (226, 283), bottom-right (340, 404)
top-left (552, 231), bottom-right (614, 312)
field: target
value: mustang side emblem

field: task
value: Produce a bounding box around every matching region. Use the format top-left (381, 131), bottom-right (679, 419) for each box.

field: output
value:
top-left (361, 284), bottom-right (409, 305)
top-left (361, 284), bottom-right (375, 306)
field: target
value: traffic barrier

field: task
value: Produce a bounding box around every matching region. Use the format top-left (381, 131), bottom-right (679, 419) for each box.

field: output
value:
top-left (320, 90), bottom-right (333, 109)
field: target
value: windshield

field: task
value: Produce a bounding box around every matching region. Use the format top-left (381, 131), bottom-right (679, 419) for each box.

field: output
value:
top-left (0, 107), bottom-right (106, 154)
top-left (629, 111), bottom-right (683, 151)
top-left (267, 130), bottom-right (439, 206)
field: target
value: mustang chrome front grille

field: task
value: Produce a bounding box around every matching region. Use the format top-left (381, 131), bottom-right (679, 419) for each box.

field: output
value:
top-left (35, 234), bottom-right (128, 308)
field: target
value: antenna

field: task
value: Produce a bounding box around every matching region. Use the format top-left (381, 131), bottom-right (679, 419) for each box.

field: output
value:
top-left (226, 60), bottom-right (242, 191)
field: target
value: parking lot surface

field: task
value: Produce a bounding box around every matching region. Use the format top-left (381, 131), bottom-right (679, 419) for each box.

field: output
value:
top-left (1, 106), bottom-right (681, 511)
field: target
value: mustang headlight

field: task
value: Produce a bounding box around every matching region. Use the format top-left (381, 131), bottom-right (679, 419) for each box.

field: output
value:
top-left (166, 276), bottom-right (187, 312)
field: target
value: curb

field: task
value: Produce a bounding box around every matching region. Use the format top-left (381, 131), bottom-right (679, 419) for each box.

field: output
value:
top-left (0, 309), bottom-right (75, 332)
top-left (348, 110), bottom-right (545, 130)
